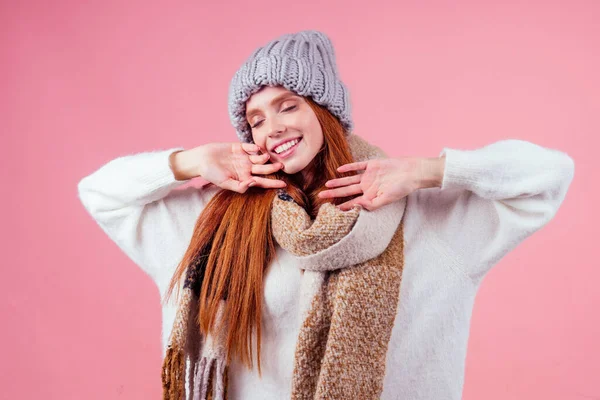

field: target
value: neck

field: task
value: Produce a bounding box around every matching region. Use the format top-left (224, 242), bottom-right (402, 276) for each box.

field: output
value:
top-left (299, 156), bottom-right (321, 185)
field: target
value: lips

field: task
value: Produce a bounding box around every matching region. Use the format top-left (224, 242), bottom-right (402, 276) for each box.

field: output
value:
top-left (271, 137), bottom-right (301, 153)
top-left (274, 137), bottom-right (302, 159)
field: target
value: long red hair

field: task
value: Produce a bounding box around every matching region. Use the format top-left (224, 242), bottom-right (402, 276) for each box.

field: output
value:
top-left (163, 96), bottom-right (357, 374)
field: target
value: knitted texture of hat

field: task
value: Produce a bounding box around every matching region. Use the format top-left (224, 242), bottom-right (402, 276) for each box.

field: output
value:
top-left (228, 30), bottom-right (354, 143)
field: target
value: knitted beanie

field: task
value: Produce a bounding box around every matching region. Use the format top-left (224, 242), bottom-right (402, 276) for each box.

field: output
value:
top-left (227, 29), bottom-right (354, 144)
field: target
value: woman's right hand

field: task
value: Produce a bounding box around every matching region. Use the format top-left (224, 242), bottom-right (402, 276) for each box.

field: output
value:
top-left (169, 142), bottom-right (286, 193)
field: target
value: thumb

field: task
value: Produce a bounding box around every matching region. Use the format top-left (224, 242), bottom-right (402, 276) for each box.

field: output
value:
top-left (371, 192), bottom-right (392, 209)
top-left (337, 196), bottom-right (364, 211)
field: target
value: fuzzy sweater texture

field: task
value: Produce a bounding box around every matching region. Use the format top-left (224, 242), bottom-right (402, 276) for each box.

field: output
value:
top-left (78, 138), bottom-right (574, 400)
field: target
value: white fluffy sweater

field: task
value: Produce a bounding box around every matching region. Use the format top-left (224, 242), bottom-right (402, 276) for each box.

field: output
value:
top-left (77, 138), bottom-right (574, 400)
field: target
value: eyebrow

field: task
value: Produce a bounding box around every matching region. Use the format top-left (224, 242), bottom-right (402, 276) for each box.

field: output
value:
top-left (245, 93), bottom-right (300, 120)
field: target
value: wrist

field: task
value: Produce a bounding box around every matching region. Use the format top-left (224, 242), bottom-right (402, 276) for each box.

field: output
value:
top-left (416, 155), bottom-right (446, 189)
top-left (169, 147), bottom-right (203, 181)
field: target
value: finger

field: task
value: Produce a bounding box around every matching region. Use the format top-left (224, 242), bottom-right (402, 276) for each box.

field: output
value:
top-left (318, 184), bottom-right (362, 199)
top-left (238, 167), bottom-right (253, 183)
top-left (340, 192), bottom-right (390, 211)
top-left (251, 176), bottom-right (287, 188)
top-left (337, 161), bottom-right (368, 173)
top-left (241, 142), bottom-right (261, 155)
top-left (231, 147), bottom-right (255, 182)
top-left (248, 152), bottom-right (271, 164)
top-left (232, 143), bottom-right (243, 154)
top-left (325, 174), bottom-right (361, 188)
top-left (251, 162), bottom-right (283, 175)
top-left (337, 196), bottom-right (367, 211)
top-left (220, 177), bottom-right (254, 193)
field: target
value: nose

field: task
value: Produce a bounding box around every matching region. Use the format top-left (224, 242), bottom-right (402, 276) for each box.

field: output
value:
top-left (265, 117), bottom-right (286, 138)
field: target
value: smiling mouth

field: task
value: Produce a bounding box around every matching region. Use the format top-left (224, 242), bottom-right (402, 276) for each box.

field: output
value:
top-left (273, 138), bottom-right (302, 156)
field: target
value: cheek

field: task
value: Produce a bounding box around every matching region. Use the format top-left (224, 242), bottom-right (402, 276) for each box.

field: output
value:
top-left (298, 115), bottom-right (322, 141)
top-left (251, 132), bottom-right (264, 148)
top-left (308, 124), bottom-right (324, 149)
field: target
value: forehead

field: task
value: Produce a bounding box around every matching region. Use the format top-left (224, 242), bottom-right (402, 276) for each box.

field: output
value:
top-left (245, 86), bottom-right (298, 114)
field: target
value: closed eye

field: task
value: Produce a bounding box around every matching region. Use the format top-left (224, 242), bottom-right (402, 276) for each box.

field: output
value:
top-left (251, 106), bottom-right (297, 129)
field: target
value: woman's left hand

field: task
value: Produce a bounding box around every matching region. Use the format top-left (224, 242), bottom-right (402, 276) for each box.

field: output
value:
top-left (318, 156), bottom-right (446, 211)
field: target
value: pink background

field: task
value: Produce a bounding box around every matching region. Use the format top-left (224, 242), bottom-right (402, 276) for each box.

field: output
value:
top-left (2, 0), bottom-right (598, 399)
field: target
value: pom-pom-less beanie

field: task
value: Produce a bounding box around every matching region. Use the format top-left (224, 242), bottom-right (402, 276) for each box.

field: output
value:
top-left (227, 30), bottom-right (354, 144)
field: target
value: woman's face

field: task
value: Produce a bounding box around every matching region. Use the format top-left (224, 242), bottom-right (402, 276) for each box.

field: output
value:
top-left (246, 85), bottom-right (324, 175)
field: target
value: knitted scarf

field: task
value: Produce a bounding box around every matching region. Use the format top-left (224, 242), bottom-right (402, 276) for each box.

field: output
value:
top-left (161, 134), bottom-right (406, 400)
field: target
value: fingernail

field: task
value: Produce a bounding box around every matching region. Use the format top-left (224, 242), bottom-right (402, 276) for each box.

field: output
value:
top-left (248, 182), bottom-right (256, 187)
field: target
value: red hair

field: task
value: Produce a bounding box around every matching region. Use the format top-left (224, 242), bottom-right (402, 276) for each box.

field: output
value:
top-left (163, 96), bottom-right (357, 374)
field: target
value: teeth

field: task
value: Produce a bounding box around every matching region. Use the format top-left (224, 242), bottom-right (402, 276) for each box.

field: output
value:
top-left (274, 139), bottom-right (300, 154)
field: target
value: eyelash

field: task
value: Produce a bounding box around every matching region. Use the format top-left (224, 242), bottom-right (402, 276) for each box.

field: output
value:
top-left (251, 105), bottom-right (296, 129)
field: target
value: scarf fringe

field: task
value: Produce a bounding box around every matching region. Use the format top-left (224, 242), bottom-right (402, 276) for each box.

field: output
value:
top-left (162, 344), bottom-right (185, 400)
top-left (162, 344), bottom-right (229, 400)
top-left (192, 355), bottom-right (228, 400)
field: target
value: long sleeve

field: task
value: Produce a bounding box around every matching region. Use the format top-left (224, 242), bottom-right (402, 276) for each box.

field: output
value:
top-left (77, 148), bottom-right (221, 288)
top-left (414, 139), bottom-right (575, 285)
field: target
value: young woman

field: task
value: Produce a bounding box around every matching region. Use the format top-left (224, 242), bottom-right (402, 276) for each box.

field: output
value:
top-left (77, 30), bottom-right (575, 400)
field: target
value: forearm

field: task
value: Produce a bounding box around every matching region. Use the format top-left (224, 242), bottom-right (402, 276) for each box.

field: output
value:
top-left (435, 139), bottom-right (574, 200)
top-left (416, 155), bottom-right (446, 189)
top-left (411, 139), bottom-right (575, 283)
top-left (78, 148), bottom-right (189, 213)
top-left (169, 146), bottom-right (205, 181)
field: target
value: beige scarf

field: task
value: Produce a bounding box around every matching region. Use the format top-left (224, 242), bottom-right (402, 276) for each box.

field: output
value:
top-left (162, 134), bottom-right (406, 399)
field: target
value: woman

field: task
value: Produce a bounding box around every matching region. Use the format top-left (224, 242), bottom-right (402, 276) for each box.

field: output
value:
top-left (77, 30), bottom-right (575, 400)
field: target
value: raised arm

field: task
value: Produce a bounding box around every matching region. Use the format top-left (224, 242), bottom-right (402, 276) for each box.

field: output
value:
top-left (414, 139), bottom-right (575, 285)
top-left (77, 147), bottom-right (220, 288)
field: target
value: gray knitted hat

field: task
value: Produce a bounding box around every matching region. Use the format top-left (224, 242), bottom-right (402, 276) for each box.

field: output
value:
top-left (228, 30), bottom-right (353, 144)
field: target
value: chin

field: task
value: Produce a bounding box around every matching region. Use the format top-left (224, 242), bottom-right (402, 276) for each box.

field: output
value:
top-left (282, 165), bottom-right (301, 175)
top-left (282, 161), bottom-right (307, 175)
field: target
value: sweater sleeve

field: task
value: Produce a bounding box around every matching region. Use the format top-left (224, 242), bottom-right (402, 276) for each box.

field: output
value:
top-left (77, 148), bottom-right (221, 288)
top-left (414, 139), bottom-right (575, 285)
